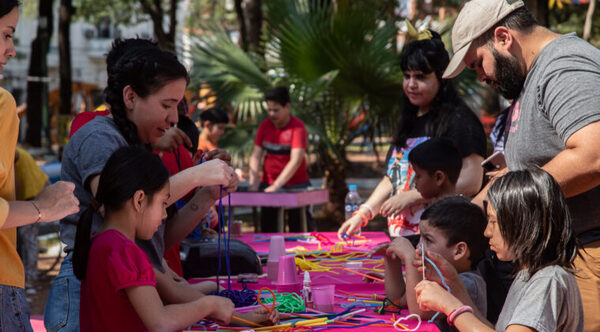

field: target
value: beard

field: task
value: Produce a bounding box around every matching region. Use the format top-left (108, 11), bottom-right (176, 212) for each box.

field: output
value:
top-left (492, 48), bottom-right (526, 100)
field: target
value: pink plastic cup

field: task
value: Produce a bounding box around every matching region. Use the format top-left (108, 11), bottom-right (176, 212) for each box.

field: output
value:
top-left (313, 285), bottom-right (335, 312)
top-left (266, 260), bottom-right (279, 281)
top-left (268, 235), bottom-right (286, 262)
top-left (275, 255), bottom-right (300, 293)
top-left (276, 255), bottom-right (299, 285)
top-left (266, 235), bottom-right (286, 280)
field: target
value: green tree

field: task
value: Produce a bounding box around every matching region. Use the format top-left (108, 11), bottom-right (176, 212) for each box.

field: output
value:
top-left (190, 0), bottom-right (404, 222)
top-left (74, 0), bottom-right (181, 51)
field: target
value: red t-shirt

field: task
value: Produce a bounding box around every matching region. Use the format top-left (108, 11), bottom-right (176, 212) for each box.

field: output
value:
top-left (156, 146), bottom-right (195, 277)
top-left (69, 110), bottom-right (111, 138)
top-left (254, 115), bottom-right (309, 186)
top-left (80, 230), bottom-right (156, 332)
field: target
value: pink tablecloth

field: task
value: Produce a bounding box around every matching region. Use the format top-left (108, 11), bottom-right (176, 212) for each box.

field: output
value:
top-left (191, 232), bottom-right (440, 331)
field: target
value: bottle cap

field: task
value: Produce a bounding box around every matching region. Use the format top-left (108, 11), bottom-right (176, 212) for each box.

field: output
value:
top-left (348, 184), bottom-right (357, 191)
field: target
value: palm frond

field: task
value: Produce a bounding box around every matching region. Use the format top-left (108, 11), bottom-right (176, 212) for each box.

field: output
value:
top-left (189, 24), bottom-right (272, 121)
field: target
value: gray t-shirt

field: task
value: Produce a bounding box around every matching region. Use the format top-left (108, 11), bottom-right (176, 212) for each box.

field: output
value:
top-left (60, 116), bottom-right (166, 272)
top-left (496, 265), bottom-right (583, 332)
top-left (504, 33), bottom-right (600, 238)
top-left (460, 271), bottom-right (487, 317)
top-left (437, 271), bottom-right (487, 332)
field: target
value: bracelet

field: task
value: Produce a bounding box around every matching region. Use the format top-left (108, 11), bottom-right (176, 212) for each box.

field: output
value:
top-left (360, 204), bottom-right (375, 219)
top-left (447, 305), bottom-right (473, 326)
top-left (352, 210), bottom-right (370, 227)
top-left (31, 201), bottom-right (42, 223)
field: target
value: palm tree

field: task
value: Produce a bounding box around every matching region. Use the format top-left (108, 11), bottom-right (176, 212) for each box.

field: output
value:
top-left (189, 0), bottom-right (483, 223)
top-left (190, 0), bottom-right (404, 223)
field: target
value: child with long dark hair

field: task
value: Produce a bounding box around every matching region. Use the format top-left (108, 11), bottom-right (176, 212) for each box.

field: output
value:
top-left (338, 30), bottom-right (486, 240)
top-left (415, 168), bottom-right (583, 331)
top-left (73, 147), bottom-right (278, 331)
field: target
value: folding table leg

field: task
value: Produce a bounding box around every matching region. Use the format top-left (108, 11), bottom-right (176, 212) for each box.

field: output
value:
top-left (252, 207), bottom-right (260, 232)
top-left (277, 208), bottom-right (285, 233)
top-left (300, 207), bottom-right (307, 233)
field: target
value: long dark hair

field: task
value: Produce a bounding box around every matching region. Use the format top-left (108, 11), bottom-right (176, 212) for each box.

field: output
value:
top-left (105, 45), bottom-right (189, 146)
top-left (0, 0), bottom-right (19, 17)
top-left (393, 30), bottom-right (469, 148)
top-left (72, 146), bottom-right (170, 280)
top-left (487, 168), bottom-right (577, 277)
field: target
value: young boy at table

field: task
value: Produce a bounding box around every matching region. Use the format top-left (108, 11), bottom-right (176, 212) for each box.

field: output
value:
top-left (249, 86), bottom-right (313, 232)
top-left (375, 196), bottom-right (488, 332)
top-left (385, 137), bottom-right (462, 245)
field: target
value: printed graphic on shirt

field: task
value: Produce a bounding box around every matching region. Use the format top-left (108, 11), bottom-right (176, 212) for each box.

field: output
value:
top-left (263, 141), bottom-right (292, 155)
top-left (506, 100), bottom-right (520, 134)
top-left (387, 136), bottom-right (428, 237)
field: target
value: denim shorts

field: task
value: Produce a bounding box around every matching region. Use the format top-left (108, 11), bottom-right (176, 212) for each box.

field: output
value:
top-left (43, 253), bottom-right (81, 332)
top-left (0, 285), bottom-right (33, 332)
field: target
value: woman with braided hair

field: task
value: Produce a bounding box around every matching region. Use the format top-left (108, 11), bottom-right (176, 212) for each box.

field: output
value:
top-left (44, 41), bottom-right (241, 331)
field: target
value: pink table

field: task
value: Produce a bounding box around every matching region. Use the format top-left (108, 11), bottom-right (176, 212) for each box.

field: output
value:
top-left (191, 232), bottom-right (440, 331)
top-left (221, 189), bottom-right (329, 232)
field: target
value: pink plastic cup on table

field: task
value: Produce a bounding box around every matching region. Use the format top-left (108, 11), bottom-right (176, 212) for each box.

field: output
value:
top-left (275, 255), bottom-right (301, 293)
top-left (313, 285), bottom-right (335, 312)
top-left (267, 235), bottom-right (286, 280)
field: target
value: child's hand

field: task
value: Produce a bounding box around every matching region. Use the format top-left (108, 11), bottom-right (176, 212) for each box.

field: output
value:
top-left (367, 242), bottom-right (390, 258)
top-left (203, 148), bottom-right (233, 165)
top-left (415, 280), bottom-right (462, 315)
top-left (413, 249), bottom-right (459, 287)
top-left (207, 296), bottom-right (235, 325)
top-left (153, 127), bottom-right (191, 152)
top-left (236, 307), bottom-right (280, 326)
top-left (337, 214), bottom-right (364, 240)
top-left (386, 237), bottom-right (415, 261)
top-left (380, 190), bottom-right (422, 217)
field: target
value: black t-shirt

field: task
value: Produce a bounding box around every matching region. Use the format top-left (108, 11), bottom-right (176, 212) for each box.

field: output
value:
top-left (386, 107), bottom-right (487, 164)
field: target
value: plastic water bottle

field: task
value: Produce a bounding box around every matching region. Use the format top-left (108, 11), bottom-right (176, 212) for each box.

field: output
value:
top-left (345, 185), bottom-right (361, 233)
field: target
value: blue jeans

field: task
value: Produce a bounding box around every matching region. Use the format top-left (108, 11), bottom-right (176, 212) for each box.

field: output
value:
top-left (43, 253), bottom-right (80, 332)
top-left (0, 285), bottom-right (33, 332)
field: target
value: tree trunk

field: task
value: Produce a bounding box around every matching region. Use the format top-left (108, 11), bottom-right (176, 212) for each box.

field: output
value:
top-left (525, 0), bottom-right (549, 27)
top-left (323, 156), bottom-right (347, 224)
top-left (234, 0), bottom-right (248, 51)
top-left (316, 143), bottom-right (347, 224)
top-left (57, 0), bottom-right (74, 147)
top-left (245, 0), bottom-right (262, 55)
top-left (140, 0), bottom-right (177, 51)
top-left (25, 0), bottom-right (54, 147)
top-left (59, 0), bottom-right (73, 116)
top-left (583, 0), bottom-right (596, 41)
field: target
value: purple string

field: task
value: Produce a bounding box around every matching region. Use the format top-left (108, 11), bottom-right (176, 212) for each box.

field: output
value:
top-left (213, 185), bottom-right (256, 307)
top-left (215, 186), bottom-right (222, 288)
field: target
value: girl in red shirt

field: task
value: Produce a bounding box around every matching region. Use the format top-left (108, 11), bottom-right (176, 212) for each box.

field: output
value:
top-left (72, 146), bottom-right (278, 331)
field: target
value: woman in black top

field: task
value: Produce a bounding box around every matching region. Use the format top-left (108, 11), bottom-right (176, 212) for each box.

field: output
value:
top-left (338, 30), bottom-right (486, 239)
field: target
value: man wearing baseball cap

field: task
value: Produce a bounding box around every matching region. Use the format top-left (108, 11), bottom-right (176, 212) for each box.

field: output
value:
top-left (449, 0), bottom-right (600, 330)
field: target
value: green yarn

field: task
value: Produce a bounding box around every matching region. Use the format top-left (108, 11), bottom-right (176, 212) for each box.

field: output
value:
top-left (262, 292), bottom-right (306, 313)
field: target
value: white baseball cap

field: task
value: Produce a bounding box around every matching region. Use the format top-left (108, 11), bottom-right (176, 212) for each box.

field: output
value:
top-left (443, 0), bottom-right (525, 79)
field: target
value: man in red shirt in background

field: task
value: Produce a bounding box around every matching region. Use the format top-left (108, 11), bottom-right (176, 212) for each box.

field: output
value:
top-left (249, 87), bottom-right (314, 232)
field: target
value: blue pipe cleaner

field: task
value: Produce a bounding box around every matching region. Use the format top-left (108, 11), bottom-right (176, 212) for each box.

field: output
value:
top-left (418, 247), bottom-right (451, 323)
